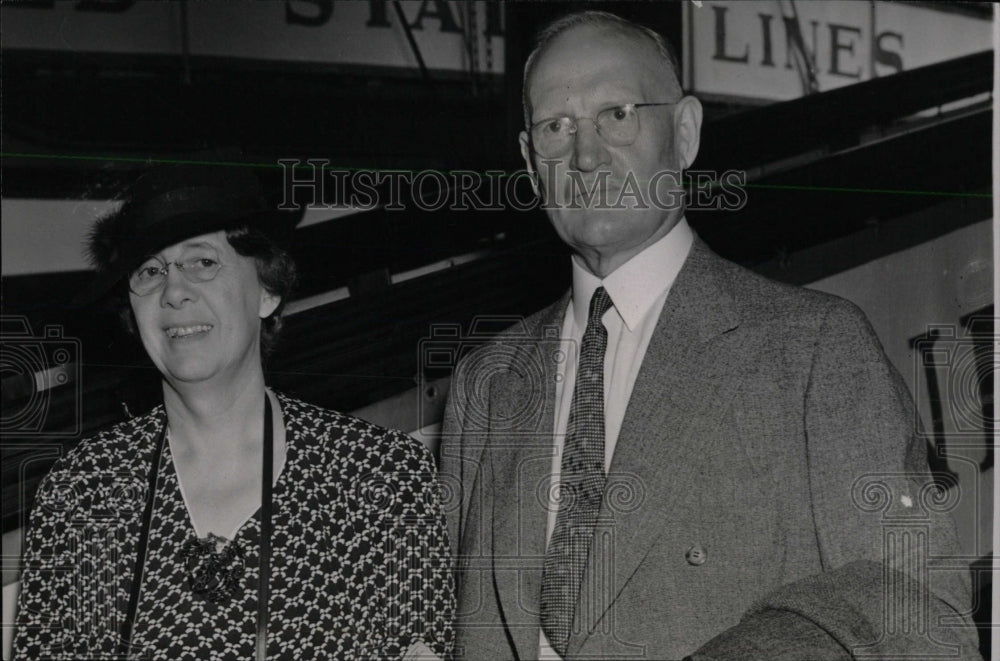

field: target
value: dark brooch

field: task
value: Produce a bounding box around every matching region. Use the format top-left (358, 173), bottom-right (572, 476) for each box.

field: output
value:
top-left (181, 533), bottom-right (246, 604)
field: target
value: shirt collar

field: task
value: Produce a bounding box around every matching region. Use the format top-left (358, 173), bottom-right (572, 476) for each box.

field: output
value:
top-left (570, 217), bottom-right (694, 332)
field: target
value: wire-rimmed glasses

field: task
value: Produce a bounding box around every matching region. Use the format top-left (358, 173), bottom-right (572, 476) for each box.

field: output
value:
top-left (528, 102), bottom-right (677, 158)
top-left (129, 252), bottom-right (223, 296)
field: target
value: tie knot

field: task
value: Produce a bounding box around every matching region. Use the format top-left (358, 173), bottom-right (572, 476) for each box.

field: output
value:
top-left (588, 287), bottom-right (613, 327)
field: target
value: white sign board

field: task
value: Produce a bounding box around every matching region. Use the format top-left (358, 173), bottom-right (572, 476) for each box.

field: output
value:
top-left (2, 0), bottom-right (504, 74)
top-left (683, 1), bottom-right (992, 102)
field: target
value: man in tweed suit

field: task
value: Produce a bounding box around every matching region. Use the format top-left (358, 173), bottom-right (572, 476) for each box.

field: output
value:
top-left (439, 10), bottom-right (979, 660)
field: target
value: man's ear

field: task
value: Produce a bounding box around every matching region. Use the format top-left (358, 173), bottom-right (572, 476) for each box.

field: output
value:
top-left (673, 95), bottom-right (703, 171)
top-left (259, 289), bottom-right (281, 319)
top-left (519, 130), bottom-right (540, 196)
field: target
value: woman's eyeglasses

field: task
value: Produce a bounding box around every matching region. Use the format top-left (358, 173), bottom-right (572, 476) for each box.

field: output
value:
top-left (129, 253), bottom-right (223, 296)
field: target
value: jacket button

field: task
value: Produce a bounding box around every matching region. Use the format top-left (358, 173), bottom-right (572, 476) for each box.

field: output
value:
top-left (685, 545), bottom-right (707, 566)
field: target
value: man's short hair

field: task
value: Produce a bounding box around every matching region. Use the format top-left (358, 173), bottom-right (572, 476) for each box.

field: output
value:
top-left (522, 10), bottom-right (682, 128)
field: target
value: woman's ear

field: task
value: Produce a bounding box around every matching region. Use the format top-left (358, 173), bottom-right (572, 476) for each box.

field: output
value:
top-left (259, 289), bottom-right (281, 319)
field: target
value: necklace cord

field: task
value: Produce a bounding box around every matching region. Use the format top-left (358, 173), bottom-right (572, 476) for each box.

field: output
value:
top-left (257, 397), bottom-right (273, 661)
top-left (119, 397), bottom-right (275, 660)
top-left (119, 413), bottom-right (167, 657)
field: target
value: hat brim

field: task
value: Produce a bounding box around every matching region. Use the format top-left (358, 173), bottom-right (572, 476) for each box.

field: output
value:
top-left (73, 206), bottom-right (300, 307)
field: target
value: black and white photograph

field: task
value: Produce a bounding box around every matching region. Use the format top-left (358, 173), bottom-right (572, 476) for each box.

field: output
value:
top-left (1, 1), bottom-right (996, 659)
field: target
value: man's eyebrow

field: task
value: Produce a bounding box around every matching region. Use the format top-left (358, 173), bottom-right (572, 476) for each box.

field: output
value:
top-left (533, 100), bottom-right (638, 120)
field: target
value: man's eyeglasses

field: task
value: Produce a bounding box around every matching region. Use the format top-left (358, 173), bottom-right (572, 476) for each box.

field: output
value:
top-left (529, 102), bottom-right (677, 159)
top-left (129, 253), bottom-right (223, 296)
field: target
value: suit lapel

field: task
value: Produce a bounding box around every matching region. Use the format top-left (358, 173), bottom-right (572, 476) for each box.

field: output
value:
top-left (567, 240), bottom-right (742, 655)
top-left (489, 293), bottom-right (569, 661)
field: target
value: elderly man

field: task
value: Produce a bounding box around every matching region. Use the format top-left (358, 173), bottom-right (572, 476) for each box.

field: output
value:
top-left (439, 10), bottom-right (978, 661)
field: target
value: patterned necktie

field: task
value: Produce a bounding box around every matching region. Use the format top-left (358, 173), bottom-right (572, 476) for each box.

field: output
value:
top-left (541, 286), bottom-right (613, 657)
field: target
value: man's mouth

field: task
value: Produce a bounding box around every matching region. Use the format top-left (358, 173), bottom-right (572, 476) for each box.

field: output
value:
top-left (164, 324), bottom-right (213, 339)
top-left (568, 186), bottom-right (621, 207)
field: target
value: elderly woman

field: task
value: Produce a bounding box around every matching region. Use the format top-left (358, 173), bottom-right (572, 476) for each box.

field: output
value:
top-left (13, 164), bottom-right (454, 660)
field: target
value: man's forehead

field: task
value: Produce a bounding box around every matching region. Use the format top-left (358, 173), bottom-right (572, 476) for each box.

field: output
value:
top-left (526, 24), bottom-right (675, 113)
top-left (529, 78), bottom-right (643, 116)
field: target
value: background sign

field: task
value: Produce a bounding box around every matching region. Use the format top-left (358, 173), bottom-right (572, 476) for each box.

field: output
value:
top-left (683, 1), bottom-right (992, 102)
top-left (3, 0), bottom-right (504, 74)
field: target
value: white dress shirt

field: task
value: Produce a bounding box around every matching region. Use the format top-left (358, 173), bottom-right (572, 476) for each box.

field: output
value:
top-left (539, 218), bottom-right (694, 659)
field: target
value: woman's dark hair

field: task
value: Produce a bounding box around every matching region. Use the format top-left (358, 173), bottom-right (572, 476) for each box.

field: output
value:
top-left (226, 225), bottom-right (299, 357)
top-left (115, 225), bottom-right (298, 358)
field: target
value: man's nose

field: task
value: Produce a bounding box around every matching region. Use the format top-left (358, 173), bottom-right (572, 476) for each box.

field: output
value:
top-left (570, 120), bottom-right (611, 172)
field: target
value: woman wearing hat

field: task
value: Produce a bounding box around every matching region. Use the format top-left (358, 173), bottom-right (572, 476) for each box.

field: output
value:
top-left (13, 164), bottom-right (454, 660)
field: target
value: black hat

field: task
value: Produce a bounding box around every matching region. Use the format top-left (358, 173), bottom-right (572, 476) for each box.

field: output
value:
top-left (78, 161), bottom-right (301, 305)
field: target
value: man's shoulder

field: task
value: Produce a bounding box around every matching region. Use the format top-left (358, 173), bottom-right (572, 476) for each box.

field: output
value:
top-left (500, 295), bottom-right (569, 338)
top-left (699, 245), bottom-right (865, 327)
top-left (446, 295), bottom-right (568, 387)
top-left (464, 294), bottom-right (568, 348)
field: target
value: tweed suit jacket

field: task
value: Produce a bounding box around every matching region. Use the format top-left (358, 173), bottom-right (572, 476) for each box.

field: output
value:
top-left (439, 238), bottom-right (979, 660)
